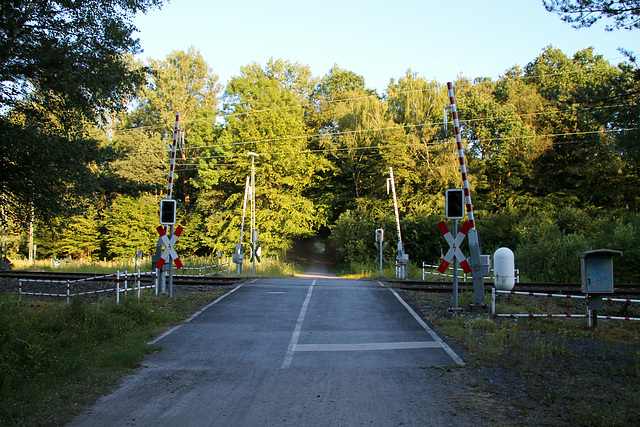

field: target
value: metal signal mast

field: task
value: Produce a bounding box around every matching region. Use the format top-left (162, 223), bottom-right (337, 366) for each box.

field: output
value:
top-left (445, 83), bottom-right (490, 307)
top-left (388, 167), bottom-right (409, 279)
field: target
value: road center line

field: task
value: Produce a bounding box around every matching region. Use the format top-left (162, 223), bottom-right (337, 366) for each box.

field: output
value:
top-left (281, 279), bottom-right (316, 369)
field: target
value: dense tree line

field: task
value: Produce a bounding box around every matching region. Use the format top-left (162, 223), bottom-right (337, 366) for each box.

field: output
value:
top-left (2, 1), bottom-right (639, 282)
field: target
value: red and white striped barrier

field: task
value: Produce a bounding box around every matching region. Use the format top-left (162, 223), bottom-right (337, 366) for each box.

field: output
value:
top-left (447, 82), bottom-right (475, 229)
top-left (178, 262), bottom-right (232, 276)
top-left (492, 288), bottom-right (640, 323)
top-left (422, 262), bottom-right (520, 283)
top-left (167, 112), bottom-right (180, 199)
top-left (19, 270), bottom-right (156, 304)
top-left (499, 313), bottom-right (587, 318)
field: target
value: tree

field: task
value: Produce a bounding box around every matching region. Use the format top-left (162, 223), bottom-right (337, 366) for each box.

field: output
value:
top-left (55, 208), bottom-right (101, 259)
top-left (122, 47), bottom-right (223, 205)
top-left (0, 0), bottom-right (161, 113)
top-left (386, 72), bottom-right (460, 213)
top-left (103, 194), bottom-right (158, 259)
top-left (456, 71), bottom-right (544, 210)
top-left (543, 0), bottom-right (640, 31)
top-left (197, 59), bottom-right (329, 257)
top-left (524, 46), bottom-right (626, 209)
top-left (308, 65), bottom-right (402, 218)
top-left (0, 0), bottom-right (164, 223)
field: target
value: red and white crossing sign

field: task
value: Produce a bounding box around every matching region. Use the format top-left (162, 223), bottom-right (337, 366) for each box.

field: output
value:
top-left (155, 225), bottom-right (183, 269)
top-left (437, 221), bottom-right (472, 274)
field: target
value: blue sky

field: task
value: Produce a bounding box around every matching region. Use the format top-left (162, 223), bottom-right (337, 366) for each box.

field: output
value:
top-left (133, 0), bottom-right (639, 93)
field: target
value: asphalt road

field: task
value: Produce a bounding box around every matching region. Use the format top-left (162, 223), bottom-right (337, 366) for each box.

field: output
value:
top-left (69, 275), bottom-right (465, 426)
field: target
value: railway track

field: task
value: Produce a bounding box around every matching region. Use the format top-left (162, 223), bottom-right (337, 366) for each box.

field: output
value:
top-left (2, 271), bottom-right (638, 296)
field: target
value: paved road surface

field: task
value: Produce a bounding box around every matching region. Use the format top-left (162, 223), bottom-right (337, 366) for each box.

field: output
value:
top-left (69, 276), bottom-right (464, 426)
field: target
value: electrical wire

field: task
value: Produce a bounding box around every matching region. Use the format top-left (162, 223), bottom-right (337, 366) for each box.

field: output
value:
top-left (97, 59), bottom-right (637, 139)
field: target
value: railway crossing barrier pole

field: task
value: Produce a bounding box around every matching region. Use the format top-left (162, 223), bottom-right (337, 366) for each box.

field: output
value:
top-left (169, 225), bottom-right (174, 298)
top-left (116, 271), bottom-right (120, 304)
top-left (248, 152), bottom-right (259, 276)
top-left (137, 269), bottom-right (141, 299)
top-left (445, 188), bottom-right (465, 310)
top-left (451, 219), bottom-right (460, 310)
top-left (447, 82), bottom-right (490, 309)
top-left (66, 280), bottom-right (70, 304)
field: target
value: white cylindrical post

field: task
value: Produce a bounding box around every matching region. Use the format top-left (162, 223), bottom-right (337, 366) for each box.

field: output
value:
top-left (494, 247), bottom-right (515, 291)
top-left (116, 270), bottom-right (120, 303)
top-left (491, 288), bottom-right (496, 316)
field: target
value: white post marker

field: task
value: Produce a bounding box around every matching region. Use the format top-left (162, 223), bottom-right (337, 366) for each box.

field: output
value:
top-left (167, 113), bottom-right (180, 199)
top-left (155, 225), bottom-right (184, 270)
top-left (437, 220), bottom-right (472, 274)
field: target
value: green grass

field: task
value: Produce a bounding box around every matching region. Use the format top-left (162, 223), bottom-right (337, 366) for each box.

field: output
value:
top-left (409, 291), bottom-right (640, 425)
top-left (8, 255), bottom-right (299, 278)
top-left (0, 290), bottom-right (225, 426)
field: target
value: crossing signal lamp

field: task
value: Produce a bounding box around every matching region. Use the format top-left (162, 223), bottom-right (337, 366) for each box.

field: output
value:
top-left (160, 199), bottom-right (177, 225)
top-left (445, 189), bottom-right (465, 220)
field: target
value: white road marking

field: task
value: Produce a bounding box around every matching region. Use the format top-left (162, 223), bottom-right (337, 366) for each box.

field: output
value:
top-left (379, 281), bottom-right (465, 366)
top-left (281, 279), bottom-right (316, 368)
top-left (295, 341), bottom-right (442, 352)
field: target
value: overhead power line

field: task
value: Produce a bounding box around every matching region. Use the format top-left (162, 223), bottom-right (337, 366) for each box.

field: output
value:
top-left (98, 61), bottom-right (634, 139)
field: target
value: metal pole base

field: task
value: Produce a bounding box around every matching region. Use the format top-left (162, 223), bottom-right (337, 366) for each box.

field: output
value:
top-left (468, 303), bottom-right (489, 313)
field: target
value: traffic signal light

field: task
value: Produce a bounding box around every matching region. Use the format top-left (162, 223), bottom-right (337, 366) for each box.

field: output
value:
top-left (445, 189), bottom-right (465, 220)
top-left (159, 199), bottom-right (177, 225)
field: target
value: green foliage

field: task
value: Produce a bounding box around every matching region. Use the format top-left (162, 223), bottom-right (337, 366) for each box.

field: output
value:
top-left (53, 207), bottom-right (101, 259)
top-left (0, 0), bottom-right (165, 224)
top-left (196, 59), bottom-right (330, 257)
top-left (103, 195), bottom-right (158, 259)
top-left (544, 0), bottom-right (640, 31)
top-left (7, 42), bottom-right (640, 278)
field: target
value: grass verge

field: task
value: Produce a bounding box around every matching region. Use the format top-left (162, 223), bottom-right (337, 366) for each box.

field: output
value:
top-left (408, 291), bottom-right (640, 426)
top-left (0, 290), bottom-right (225, 426)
